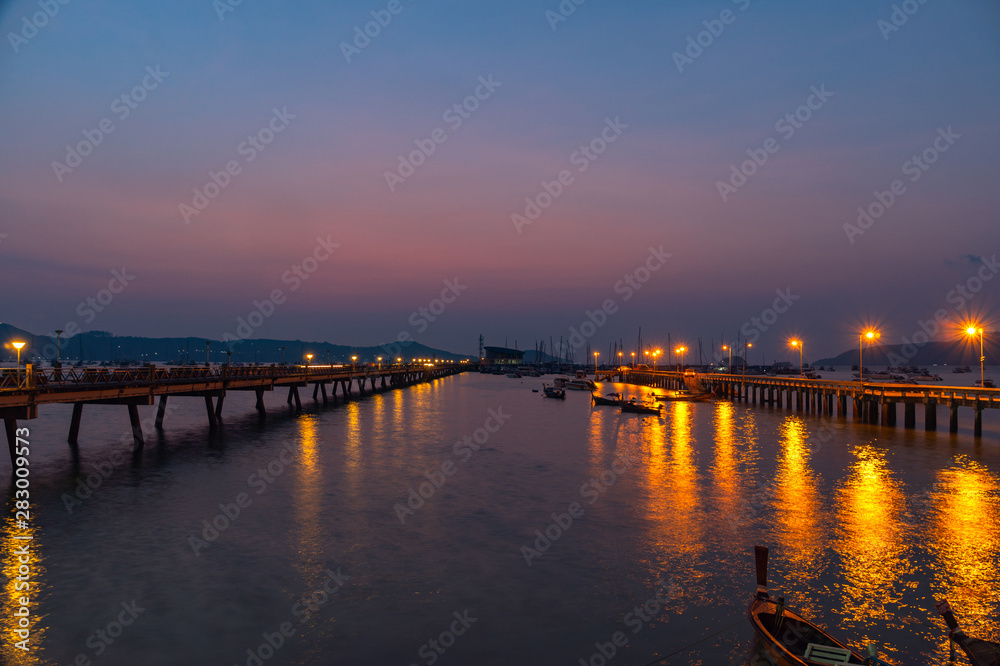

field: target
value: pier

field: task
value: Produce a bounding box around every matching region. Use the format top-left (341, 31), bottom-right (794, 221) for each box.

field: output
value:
top-left (598, 369), bottom-right (1000, 438)
top-left (0, 363), bottom-right (472, 463)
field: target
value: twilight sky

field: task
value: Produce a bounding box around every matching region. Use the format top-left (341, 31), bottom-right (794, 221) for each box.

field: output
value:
top-left (1, 0), bottom-right (999, 361)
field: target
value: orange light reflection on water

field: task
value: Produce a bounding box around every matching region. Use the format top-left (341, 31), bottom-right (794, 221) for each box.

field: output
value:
top-left (929, 456), bottom-right (1000, 642)
top-left (0, 509), bottom-right (45, 666)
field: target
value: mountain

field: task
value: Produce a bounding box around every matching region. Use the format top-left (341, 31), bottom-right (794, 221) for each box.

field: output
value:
top-left (813, 337), bottom-right (997, 367)
top-left (0, 324), bottom-right (471, 364)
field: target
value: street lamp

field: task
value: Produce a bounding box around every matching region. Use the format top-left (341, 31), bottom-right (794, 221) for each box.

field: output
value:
top-left (618, 351), bottom-right (623, 368)
top-left (351, 355), bottom-right (357, 369)
top-left (55, 329), bottom-right (64, 365)
top-left (12, 341), bottom-right (26, 387)
top-left (377, 356), bottom-right (383, 370)
top-left (675, 346), bottom-right (686, 372)
top-left (790, 339), bottom-right (803, 376)
top-left (306, 353), bottom-right (313, 367)
top-left (743, 342), bottom-right (752, 380)
top-left (859, 329), bottom-right (880, 390)
top-left (722, 345), bottom-right (731, 373)
top-left (593, 351), bottom-right (599, 373)
top-left (630, 351), bottom-right (635, 368)
top-left (965, 325), bottom-right (985, 388)
top-left (653, 349), bottom-right (661, 371)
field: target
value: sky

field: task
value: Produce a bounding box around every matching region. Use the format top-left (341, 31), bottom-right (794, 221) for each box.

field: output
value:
top-left (1, 0), bottom-right (999, 362)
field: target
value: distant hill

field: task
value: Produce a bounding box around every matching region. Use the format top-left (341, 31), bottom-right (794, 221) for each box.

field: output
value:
top-left (0, 323), bottom-right (471, 364)
top-left (814, 338), bottom-right (998, 367)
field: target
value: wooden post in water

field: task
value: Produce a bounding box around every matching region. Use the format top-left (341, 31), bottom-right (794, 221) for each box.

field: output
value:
top-left (950, 404), bottom-right (959, 433)
top-left (255, 389), bottom-right (266, 417)
top-left (974, 405), bottom-right (983, 437)
top-left (68, 403), bottom-right (84, 444)
top-left (925, 399), bottom-right (937, 431)
top-left (155, 395), bottom-right (168, 429)
top-left (127, 404), bottom-right (144, 450)
top-left (904, 402), bottom-right (915, 428)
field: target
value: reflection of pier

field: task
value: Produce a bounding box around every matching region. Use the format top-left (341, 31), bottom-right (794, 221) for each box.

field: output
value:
top-left (1, 363), bottom-right (472, 461)
top-left (597, 370), bottom-right (1000, 437)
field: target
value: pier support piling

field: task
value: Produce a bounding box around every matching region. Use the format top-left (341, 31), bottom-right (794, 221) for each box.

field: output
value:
top-left (127, 404), bottom-right (144, 450)
top-left (215, 395), bottom-right (225, 419)
top-left (155, 396), bottom-right (168, 429)
top-left (925, 401), bottom-right (937, 432)
top-left (68, 403), bottom-right (83, 445)
top-left (904, 403), bottom-right (916, 429)
top-left (5, 418), bottom-right (17, 466)
top-left (255, 390), bottom-right (266, 418)
top-left (974, 406), bottom-right (983, 437)
top-left (205, 396), bottom-right (218, 430)
top-left (950, 405), bottom-right (959, 433)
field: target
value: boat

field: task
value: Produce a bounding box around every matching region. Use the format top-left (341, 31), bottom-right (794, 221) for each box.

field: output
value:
top-left (542, 384), bottom-right (565, 399)
top-left (974, 378), bottom-right (997, 389)
top-left (908, 372), bottom-right (943, 382)
top-left (592, 392), bottom-right (623, 406)
top-left (620, 398), bottom-right (660, 415)
top-left (506, 371), bottom-right (523, 378)
top-left (565, 379), bottom-right (597, 391)
top-left (654, 389), bottom-right (711, 402)
top-left (749, 546), bottom-right (868, 665)
top-left (953, 366), bottom-right (972, 374)
top-left (936, 599), bottom-right (1000, 666)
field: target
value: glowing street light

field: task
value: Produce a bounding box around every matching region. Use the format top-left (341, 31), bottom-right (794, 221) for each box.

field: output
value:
top-left (743, 342), bottom-right (752, 380)
top-left (965, 324), bottom-right (986, 388)
top-left (653, 349), bottom-right (661, 371)
top-left (859, 329), bottom-right (880, 390)
top-left (12, 341), bottom-right (25, 387)
top-left (675, 346), bottom-right (686, 372)
top-left (305, 353), bottom-right (313, 367)
top-left (630, 351), bottom-right (635, 368)
top-left (593, 351), bottom-right (599, 373)
top-left (722, 344), bottom-right (731, 373)
top-left (377, 356), bottom-right (383, 370)
top-left (351, 355), bottom-right (357, 370)
top-left (789, 339), bottom-right (803, 376)
top-left (618, 351), bottom-right (623, 368)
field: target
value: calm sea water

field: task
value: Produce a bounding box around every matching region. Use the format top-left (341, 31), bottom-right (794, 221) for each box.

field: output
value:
top-left (3, 372), bottom-right (998, 665)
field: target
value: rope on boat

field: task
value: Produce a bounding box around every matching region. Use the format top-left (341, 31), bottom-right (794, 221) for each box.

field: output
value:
top-left (639, 616), bottom-right (746, 665)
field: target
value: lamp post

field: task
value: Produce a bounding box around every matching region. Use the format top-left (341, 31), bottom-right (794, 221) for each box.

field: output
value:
top-left (630, 351), bottom-right (635, 368)
top-left (675, 346), bottom-right (685, 372)
top-left (280, 346), bottom-right (286, 366)
top-left (55, 329), bottom-right (64, 365)
top-left (618, 351), bottom-right (623, 368)
top-left (226, 350), bottom-right (232, 367)
top-left (351, 355), bottom-right (357, 370)
top-left (743, 342), bottom-right (752, 380)
top-left (377, 356), bottom-right (383, 370)
top-left (653, 349), bottom-right (661, 371)
top-left (306, 353), bottom-right (313, 367)
top-left (205, 341), bottom-right (211, 367)
top-left (722, 345), bottom-right (731, 373)
top-left (790, 340), bottom-right (803, 376)
top-left (593, 351), bottom-right (599, 373)
top-left (12, 341), bottom-right (26, 387)
top-left (966, 325), bottom-right (985, 388)
top-left (859, 329), bottom-right (880, 391)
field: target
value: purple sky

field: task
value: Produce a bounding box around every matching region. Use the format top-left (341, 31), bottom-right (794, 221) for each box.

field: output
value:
top-left (1, 0), bottom-right (999, 361)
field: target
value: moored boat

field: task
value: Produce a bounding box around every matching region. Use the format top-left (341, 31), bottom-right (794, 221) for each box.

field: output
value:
top-left (620, 398), bottom-right (660, 415)
top-left (542, 384), bottom-right (565, 399)
top-left (654, 389), bottom-right (711, 402)
top-left (749, 546), bottom-right (868, 666)
top-left (565, 378), bottom-right (597, 391)
top-left (592, 392), bottom-right (622, 406)
top-left (935, 598), bottom-right (1000, 666)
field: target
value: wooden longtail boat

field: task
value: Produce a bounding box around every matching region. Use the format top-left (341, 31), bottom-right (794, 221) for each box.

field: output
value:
top-left (653, 389), bottom-right (712, 402)
top-left (936, 599), bottom-right (1000, 666)
top-left (620, 398), bottom-right (660, 415)
top-left (592, 392), bottom-right (623, 406)
top-left (541, 384), bottom-right (565, 399)
top-left (749, 546), bottom-right (867, 666)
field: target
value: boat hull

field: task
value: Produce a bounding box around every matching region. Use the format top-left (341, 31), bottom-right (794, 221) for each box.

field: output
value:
top-left (748, 598), bottom-right (865, 666)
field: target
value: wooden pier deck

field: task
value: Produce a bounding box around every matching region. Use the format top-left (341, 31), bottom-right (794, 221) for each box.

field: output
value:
top-left (597, 369), bottom-right (1000, 438)
top-left (0, 362), bottom-right (473, 463)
